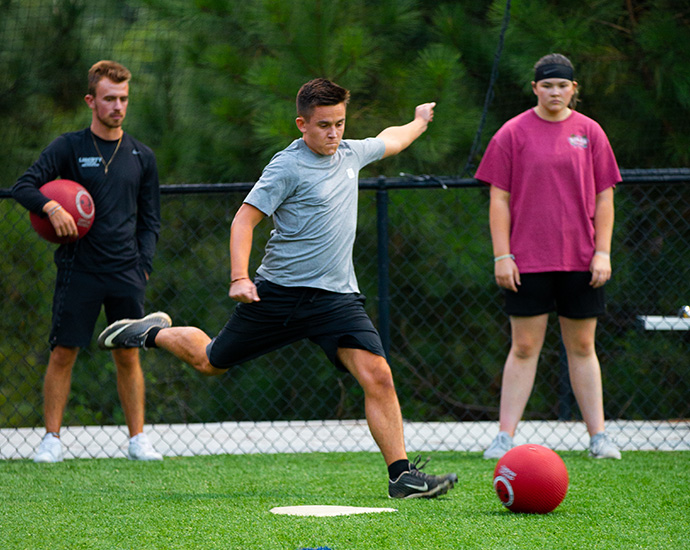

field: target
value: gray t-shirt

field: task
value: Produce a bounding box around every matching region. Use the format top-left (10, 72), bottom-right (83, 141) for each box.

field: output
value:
top-left (245, 137), bottom-right (386, 293)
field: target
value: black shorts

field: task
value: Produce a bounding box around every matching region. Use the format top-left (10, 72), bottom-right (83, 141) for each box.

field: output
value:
top-left (206, 278), bottom-right (386, 372)
top-left (50, 266), bottom-right (147, 349)
top-left (503, 271), bottom-right (605, 319)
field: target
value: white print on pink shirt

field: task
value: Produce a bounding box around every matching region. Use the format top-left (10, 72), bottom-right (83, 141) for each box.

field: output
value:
top-left (568, 134), bottom-right (589, 148)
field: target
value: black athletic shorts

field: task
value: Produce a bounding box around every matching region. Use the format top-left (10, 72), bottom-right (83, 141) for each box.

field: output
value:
top-left (206, 278), bottom-right (386, 372)
top-left (503, 271), bottom-right (605, 319)
top-left (50, 266), bottom-right (147, 349)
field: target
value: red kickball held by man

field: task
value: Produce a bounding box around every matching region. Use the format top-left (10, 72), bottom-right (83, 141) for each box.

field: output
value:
top-left (30, 179), bottom-right (95, 243)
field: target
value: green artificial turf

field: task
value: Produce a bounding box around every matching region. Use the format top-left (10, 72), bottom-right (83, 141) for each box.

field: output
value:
top-left (1, 451), bottom-right (688, 549)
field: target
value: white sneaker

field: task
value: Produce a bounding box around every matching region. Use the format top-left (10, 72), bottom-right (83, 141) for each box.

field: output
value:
top-left (34, 433), bottom-right (63, 463)
top-left (128, 433), bottom-right (163, 461)
top-left (483, 431), bottom-right (513, 459)
top-left (589, 432), bottom-right (621, 459)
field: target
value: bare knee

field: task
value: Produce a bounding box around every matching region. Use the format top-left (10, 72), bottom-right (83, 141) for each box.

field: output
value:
top-left (176, 345), bottom-right (226, 376)
top-left (509, 315), bottom-right (548, 361)
top-left (371, 361), bottom-right (395, 388)
top-left (49, 346), bottom-right (79, 370)
top-left (357, 357), bottom-right (397, 395)
top-left (561, 330), bottom-right (596, 358)
top-left (155, 326), bottom-right (224, 376)
top-left (510, 337), bottom-right (542, 361)
top-left (112, 348), bottom-right (141, 371)
top-left (197, 361), bottom-right (228, 377)
top-left (564, 336), bottom-right (596, 358)
top-left (560, 318), bottom-right (597, 358)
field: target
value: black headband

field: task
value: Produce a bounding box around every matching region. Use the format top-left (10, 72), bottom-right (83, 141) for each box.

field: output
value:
top-left (534, 63), bottom-right (574, 82)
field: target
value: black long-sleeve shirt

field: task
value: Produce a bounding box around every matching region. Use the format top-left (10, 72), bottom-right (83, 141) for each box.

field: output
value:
top-left (12, 128), bottom-right (161, 274)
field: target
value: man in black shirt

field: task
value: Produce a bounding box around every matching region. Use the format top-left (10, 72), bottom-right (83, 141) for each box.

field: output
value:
top-left (12, 60), bottom-right (166, 462)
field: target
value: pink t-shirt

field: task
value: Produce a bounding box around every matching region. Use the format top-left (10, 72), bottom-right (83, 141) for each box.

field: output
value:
top-left (475, 109), bottom-right (621, 273)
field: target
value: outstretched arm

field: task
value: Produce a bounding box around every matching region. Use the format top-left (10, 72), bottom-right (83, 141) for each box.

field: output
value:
top-left (376, 102), bottom-right (436, 159)
top-left (229, 203), bottom-right (266, 303)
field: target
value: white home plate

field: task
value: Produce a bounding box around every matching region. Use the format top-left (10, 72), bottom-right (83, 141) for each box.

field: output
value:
top-left (270, 505), bottom-right (397, 517)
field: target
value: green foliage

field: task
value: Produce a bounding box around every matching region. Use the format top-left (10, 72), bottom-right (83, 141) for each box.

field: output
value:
top-left (4, 0), bottom-right (689, 188)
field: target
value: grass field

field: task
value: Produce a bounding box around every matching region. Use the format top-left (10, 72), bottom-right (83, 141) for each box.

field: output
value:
top-left (1, 450), bottom-right (688, 549)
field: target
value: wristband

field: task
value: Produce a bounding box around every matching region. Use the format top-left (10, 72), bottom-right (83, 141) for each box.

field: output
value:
top-left (494, 254), bottom-right (515, 263)
top-left (230, 277), bottom-right (250, 284)
top-left (594, 251), bottom-right (610, 258)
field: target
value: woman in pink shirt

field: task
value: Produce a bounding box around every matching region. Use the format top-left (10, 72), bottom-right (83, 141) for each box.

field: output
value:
top-left (475, 53), bottom-right (622, 460)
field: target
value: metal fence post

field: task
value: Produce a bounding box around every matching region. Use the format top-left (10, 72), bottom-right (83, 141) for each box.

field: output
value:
top-left (376, 177), bottom-right (391, 359)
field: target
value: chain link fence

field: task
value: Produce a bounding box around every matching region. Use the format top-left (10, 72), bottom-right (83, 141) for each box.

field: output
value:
top-left (2, 172), bottom-right (689, 460)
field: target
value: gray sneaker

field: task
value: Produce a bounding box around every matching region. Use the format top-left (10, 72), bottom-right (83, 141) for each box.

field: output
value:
top-left (97, 312), bottom-right (171, 350)
top-left (589, 432), bottom-right (621, 459)
top-left (34, 433), bottom-right (63, 463)
top-left (483, 431), bottom-right (513, 460)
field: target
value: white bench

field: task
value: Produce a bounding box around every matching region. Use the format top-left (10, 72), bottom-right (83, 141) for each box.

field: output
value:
top-left (637, 315), bottom-right (690, 331)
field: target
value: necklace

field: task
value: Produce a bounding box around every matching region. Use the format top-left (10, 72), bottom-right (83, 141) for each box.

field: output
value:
top-left (91, 132), bottom-right (123, 174)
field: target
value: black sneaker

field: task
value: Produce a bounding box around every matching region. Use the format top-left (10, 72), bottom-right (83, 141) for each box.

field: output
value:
top-left (97, 312), bottom-right (172, 350)
top-left (388, 456), bottom-right (458, 499)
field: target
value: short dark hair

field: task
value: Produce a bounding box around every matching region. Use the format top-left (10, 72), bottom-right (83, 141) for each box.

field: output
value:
top-left (296, 78), bottom-right (350, 119)
top-left (87, 60), bottom-right (131, 96)
top-left (534, 53), bottom-right (579, 110)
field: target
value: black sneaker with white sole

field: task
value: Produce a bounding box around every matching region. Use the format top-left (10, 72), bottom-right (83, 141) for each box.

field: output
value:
top-left (388, 456), bottom-right (458, 499)
top-left (97, 311), bottom-right (172, 350)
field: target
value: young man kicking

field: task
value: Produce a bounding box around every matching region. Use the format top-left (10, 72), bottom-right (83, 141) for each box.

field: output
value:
top-left (99, 78), bottom-right (457, 498)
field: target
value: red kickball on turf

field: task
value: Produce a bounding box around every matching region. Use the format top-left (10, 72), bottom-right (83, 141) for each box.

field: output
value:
top-left (30, 179), bottom-right (95, 244)
top-left (493, 444), bottom-right (568, 514)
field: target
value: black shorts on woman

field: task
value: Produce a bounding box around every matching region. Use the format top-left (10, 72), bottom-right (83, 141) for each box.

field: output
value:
top-left (504, 271), bottom-right (605, 318)
top-left (206, 278), bottom-right (386, 371)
